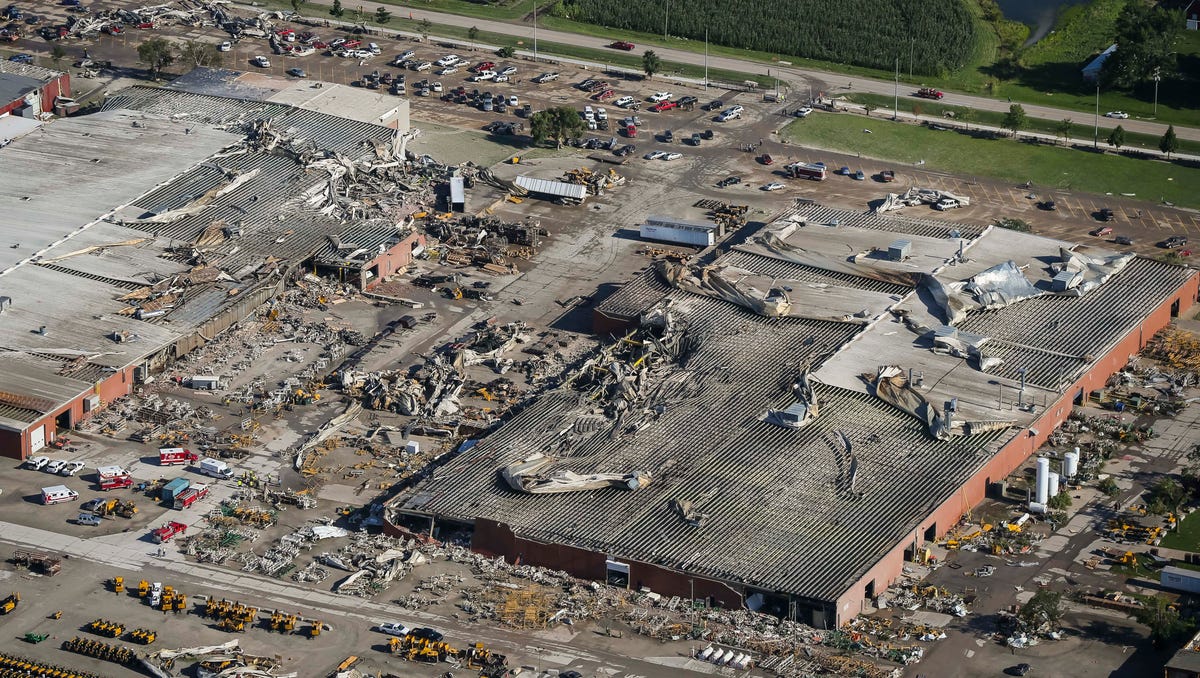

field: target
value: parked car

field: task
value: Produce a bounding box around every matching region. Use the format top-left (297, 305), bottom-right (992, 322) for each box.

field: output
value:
top-left (648, 92), bottom-right (672, 103)
top-left (1114, 236), bottom-right (1134, 246)
top-left (758, 153), bottom-right (773, 165)
top-left (251, 55), bottom-right (270, 68)
top-left (1090, 226), bottom-right (1113, 237)
top-left (1037, 200), bottom-right (1057, 211)
top-left (662, 152), bottom-right (683, 161)
top-left (614, 95), bottom-right (635, 108)
top-left (413, 61), bottom-right (432, 71)
top-left (853, 170), bottom-right (865, 181)
top-left (934, 198), bottom-right (961, 211)
top-left (702, 99), bottom-right (724, 111)
top-left (435, 55), bottom-right (460, 67)
top-left (1160, 236), bottom-right (1188, 249)
top-left (500, 65), bottom-right (518, 76)
top-left (793, 107), bottom-right (814, 118)
top-left (44, 459), bottom-right (67, 474)
top-left (76, 513), bottom-right (103, 526)
top-left (378, 622), bottom-right (411, 637)
top-left (644, 150), bottom-right (666, 160)
top-left (716, 176), bottom-right (741, 188)
top-left (409, 628), bottom-right (444, 642)
top-left (1097, 207), bottom-right (1115, 222)
top-left (652, 100), bottom-right (678, 112)
top-left (8, 53), bottom-right (32, 63)
top-left (879, 170), bottom-right (895, 182)
top-left (60, 461), bottom-right (85, 476)
top-left (1104, 111), bottom-right (1129, 119)
top-left (762, 182), bottom-right (785, 191)
top-left (285, 68), bottom-right (306, 78)
top-left (838, 166), bottom-right (852, 176)
top-left (218, 41), bottom-right (232, 52)
top-left (397, 50), bottom-right (415, 61)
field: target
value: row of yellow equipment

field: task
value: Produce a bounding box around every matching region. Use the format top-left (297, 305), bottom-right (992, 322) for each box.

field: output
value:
top-left (84, 619), bottom-right (156, 645)
top-left (387, 635), bottom-right (506, 672)
top-left (0, 651), bottom-right (105, 678)
top-left (61, 637), bottom-right (136, 666)
top-left (90, 498), bottom-right (137, 519)
top-left (0, 592), bottom-right (17, 615)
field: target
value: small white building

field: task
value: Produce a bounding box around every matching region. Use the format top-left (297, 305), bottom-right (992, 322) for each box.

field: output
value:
top-left (1161, 565), bottom-right (1200, 594)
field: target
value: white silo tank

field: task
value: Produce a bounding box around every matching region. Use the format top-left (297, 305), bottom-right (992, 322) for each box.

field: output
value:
top-left (699, 646), bottom-right (714, 660)
top-left (711, 649), bottom-right (728, 664)
top-left (733, 653), bottom-right (748, 668)
top-left (1035, 457), bottom-right (1050, 505)
top-left (1048, 472), bottom-right (1060, 499)
top-left (1064, 451), bottom-right (1079, 478)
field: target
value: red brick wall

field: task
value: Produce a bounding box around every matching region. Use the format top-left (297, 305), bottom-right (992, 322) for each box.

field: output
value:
top-left (0, 428), bottom-right (20, 459)
top-left (473, 518), bottom-right (743, 605)
top-left (363, 233), bottom-right (426, 290)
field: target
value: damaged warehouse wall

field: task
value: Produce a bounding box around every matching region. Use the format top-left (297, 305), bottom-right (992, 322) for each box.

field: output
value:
top-left (471, 519), bottom-right (745, 608)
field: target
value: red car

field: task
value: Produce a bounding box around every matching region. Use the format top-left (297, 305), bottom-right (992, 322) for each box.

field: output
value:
top-left (474, 61), bottom-right (495, 73)
top-left (593, 89), bottom-right (615, 101)
top-left (102, 24), bottom-right (122, 35)
top-left (609, 41), bottom-right (635, 51)
top-left (135, 21), bottom-right (154, 29)
top-left (651, 100), bottom-right (678, 112)
top-left (342, 39), bottom-right (362, 50)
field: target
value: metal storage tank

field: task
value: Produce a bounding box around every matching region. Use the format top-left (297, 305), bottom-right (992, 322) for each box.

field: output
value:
top-left (1035, 457), bottom-right (1050, 505)
top-left (1064, 449), bottom-right (1080, 477)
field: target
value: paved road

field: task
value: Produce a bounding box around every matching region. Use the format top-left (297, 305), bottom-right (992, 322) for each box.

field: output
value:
top-left (278, 0), bottom-right (1199, 142)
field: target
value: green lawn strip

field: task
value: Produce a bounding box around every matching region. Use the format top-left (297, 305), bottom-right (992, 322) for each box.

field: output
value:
top-left (1161, 511), bottom-right (1200, 551)
top-left (844, 92), bottom-right (1200, 156)
top-left (780, 113), bottom-right (1199, 209)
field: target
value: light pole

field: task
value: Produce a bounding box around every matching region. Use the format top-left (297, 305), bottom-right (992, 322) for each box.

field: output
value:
top-left (1093, 83), bottom-right (1099, 150)
top-left (532, 1), bottom-right (537, 63)
top-left (663, 0), bottom-right (669, 39)
top-left (703, 29), bottom-right (708, 91)
top-left (1153, 66), bottom-right (1161, 117)
top-left (893, 56), bottom-right (899, 121)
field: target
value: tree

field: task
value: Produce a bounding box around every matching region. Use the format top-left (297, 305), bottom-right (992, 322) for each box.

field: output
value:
top-left (1147, 477), bottom-right (1187, 515)
top-left (997, 218), bottom-right (1031, 233)
top-left (51, 45), bottom-right (66, 65)
top-left (418, 18), bottom-right (432, 40)
top-left (1018, 590), bottom-right (1063, 629)
top-left (911, 102), bottom-right (923, 119)
top-left (1101, 2), bottom-right (1181, 90)
top-left (863, 103), bottom-right (876, 117)
top-left (497, 45), bottom-right (515, 58)
top-left (1098, 476), bottom-right (1120, 498)
top-left (1001, 103), bottom-right (1027, 137)
top-left (137, 38), bottom-right (176, 80)
top-left (642, 50), bottom-right (661, 79)
top-left (179, 40), bottom-right (223, 68)
top-left (1056, 118), bottom-right (1074, 145)
top-left (375, 7), bottom-right (391, 23)
top-left (1046, 490), bottom-right (1072, 511)
top-left (290, 0), bottom-right (303, 13)
top-left (1160, 125), bottom-right (1179, 159)
top-left (1106, 125), bottom-right (1126, 150)
top-left (468, 26), bottom-right (480, 41)
top-left (1134, 595), bottom-right (1195, 647)
top-left (530, 106), bottom-right (586, 148)
top-left (330, 0), bottom-right (344, 17)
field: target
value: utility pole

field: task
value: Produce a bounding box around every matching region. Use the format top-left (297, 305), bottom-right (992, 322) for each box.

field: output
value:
top-left (1093, 83), bottom-right (1099, 149)
top-left (893, 56), bottom-right (899, 121)
top-left (704, 28), bottom-right (708, 91)
top-left (532, 1), bottom-right (538, 63)
top-left (1153, 66), bottom-right (1161, 117)
top-left (663, 0), bottom-right (669, 39)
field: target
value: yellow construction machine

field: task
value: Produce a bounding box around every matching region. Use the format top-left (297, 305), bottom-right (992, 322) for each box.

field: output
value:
top-left (0, 591), bottom-right (18, 615)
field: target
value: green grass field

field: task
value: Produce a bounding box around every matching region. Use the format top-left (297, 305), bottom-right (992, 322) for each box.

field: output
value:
top-left (1161, 512), bottom-right (1200, 551)
top-left (781, 112), bottom-right (1199, 208)
top-left (844, 92), bottom-right (1200, 156)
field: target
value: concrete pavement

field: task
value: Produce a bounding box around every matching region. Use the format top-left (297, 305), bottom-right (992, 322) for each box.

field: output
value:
top-left (274, 0), bottom-right (1200, 142)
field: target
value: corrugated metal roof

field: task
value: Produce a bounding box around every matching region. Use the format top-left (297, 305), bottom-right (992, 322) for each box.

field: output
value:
top-left (515, 176), bottom-right (587, 200)
top-left (397, 203), bottom-right (1197, 606)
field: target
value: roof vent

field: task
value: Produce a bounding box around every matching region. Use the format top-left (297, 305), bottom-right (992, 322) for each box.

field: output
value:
top-left (887, 239), bottom-right (911, 261)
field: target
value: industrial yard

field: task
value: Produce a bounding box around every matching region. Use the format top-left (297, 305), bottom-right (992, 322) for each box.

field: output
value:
top-left (0, 2), bottom-right (1199, 678)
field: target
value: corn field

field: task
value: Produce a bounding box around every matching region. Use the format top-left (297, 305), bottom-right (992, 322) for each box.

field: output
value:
top-left (551, 0), bottom-right (977, 75)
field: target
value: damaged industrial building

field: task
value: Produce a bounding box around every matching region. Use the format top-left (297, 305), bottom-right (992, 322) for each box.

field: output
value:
top-left (392, 204), bottom-right (1199, 627)
top-left (0, 72), bottom-right (430, 459)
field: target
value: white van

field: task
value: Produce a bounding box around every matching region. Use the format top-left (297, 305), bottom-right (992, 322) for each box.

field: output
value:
top-left (42, 485), bottom-right (79, 505)
top-left (583, 106), bottom-right (595, 121)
